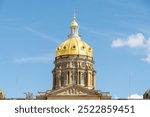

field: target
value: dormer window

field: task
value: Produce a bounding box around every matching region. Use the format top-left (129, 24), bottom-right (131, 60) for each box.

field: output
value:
top-left (72, 45), bottom-right (76, 49)
top-left (63, 46), bottom-right (66, 49)
top-left (81, 46), bottom-right (85, 50)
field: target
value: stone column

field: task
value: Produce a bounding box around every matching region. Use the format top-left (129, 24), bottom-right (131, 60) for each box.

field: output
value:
top-left (90, 73), bottom-right (93, 87)
top-left (69, 71), bottom-right (72, 85)
top-left (77, 62), bottom-right (79, 68)
top-left (66, 72), bottom-right (68, 85)
top-left (55, 77), bottom-right (59, 89)
top-left (85, 72), bottom-right (87, 87)
top-left (93, 72), bottom-right (96, 89)
top-left (53, 75), bottom-right (55, 89)
top-left (79, 72), bottom-right (82, 85)
top-left (77, 71), bottom-right (79, 85)
top-left (61, 72), bottom-right (63, 87)
top-left (87, 72), bottom-right (90, 88)
top-left (59, 75), bottom-right (61, 88)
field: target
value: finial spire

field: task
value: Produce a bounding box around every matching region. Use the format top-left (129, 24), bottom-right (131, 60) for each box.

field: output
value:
top-left (70, 12), bottom-right (79, 37)
top-left (73, 11), bottom-right (76, 21)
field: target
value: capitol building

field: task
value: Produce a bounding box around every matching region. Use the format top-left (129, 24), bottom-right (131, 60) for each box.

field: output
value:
top-left (37, 16), bottom-right (111, 100)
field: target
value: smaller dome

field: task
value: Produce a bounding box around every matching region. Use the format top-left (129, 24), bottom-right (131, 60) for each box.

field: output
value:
top-left (70, 16), bottom-right (79, 28)
top-left (70, 20), bottom-right (79, 28)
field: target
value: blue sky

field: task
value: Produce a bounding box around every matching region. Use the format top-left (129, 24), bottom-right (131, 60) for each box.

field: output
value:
top-left (0, 0), bottom-right (150, 99)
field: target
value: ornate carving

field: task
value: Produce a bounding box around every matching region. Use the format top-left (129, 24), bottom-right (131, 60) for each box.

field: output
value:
top-left (56, 87), bottom-right (87, 95)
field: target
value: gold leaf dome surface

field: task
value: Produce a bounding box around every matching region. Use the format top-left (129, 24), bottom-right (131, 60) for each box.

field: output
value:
top-left (56, 37), bottom-right (93, 57)
top-left (56, 16), bottom-right (93, 57)
top-left (70, 20), bottom-right (78, 28)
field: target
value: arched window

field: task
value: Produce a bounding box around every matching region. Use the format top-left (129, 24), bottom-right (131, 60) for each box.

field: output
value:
top-left (72, 72), bottom-right (77, 85)
top-left (64, 73), bottom-right (67, 86)
top-left (62, 63), bottom-right (67, 68)
top-left (81, 72), bottom-right (85, 86)
top-left (72, 61), bottom-right (77, 68)
top-left (81, 62), bottom-right (85, 68)
top-left (72, 28), bottom-right (76, 33)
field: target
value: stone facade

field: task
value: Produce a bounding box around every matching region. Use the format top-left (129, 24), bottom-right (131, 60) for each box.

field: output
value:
top-left (37, 85), bottom-right (111, 100)
top-left (52, 55), bottom-right (96, 90)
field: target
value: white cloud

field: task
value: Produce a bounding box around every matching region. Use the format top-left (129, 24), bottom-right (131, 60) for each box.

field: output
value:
top-left (127, 33), bottom-right (145, 48)
top-left (142, 54), bottom-right (150, 63)
top-left (112, 33), bottom-right (150, 64)
top-left (128, 94), bottom-right (143, 99)
top-left (112, 39), bottom-right (126, 47)
top-left (112, 33), bottom-right (145, 48)
top-left (13, 54), bottom-right (54, 63)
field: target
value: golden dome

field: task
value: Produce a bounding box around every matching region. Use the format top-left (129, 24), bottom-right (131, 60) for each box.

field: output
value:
top-left (56, 16), bottom-right (93, 57)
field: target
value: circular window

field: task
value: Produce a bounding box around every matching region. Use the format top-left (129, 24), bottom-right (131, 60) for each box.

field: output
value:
top-left (81, 46), bottom-right (85, 50)
top-left (72, 45), bottom-right (76, 49)
top-left (63, 46), bottom-right (66, 49)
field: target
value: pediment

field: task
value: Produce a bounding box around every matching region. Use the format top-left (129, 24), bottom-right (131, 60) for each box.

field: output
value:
top-left (56, 88), bottom-right (87, 95)
top-left (46, 85), bottom-right (102, 96)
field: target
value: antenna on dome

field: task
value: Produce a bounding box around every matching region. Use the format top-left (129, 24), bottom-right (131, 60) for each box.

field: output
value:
top-left (73, 10), bottom-right (76, 20)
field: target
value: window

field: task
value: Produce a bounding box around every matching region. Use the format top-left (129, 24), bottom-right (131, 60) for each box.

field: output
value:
top-left (81, 46), bottom-right (85, 50)
top-left (62, 63), bottom-right (67, 68)
top-left (63, 46), bottom-right (66, 49)
top-left (72, 72), bottom-right (77, 85)
top-left (81, 72), bottom-right (85, 86)
top-left (72, 62), bottom-right (77, 68)
top-left (72, 45), bottom-right (76, 49)
top-left (82, 62), bottom-right (85, 68)
top-left (64, 74), bottom-right (67, 85)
